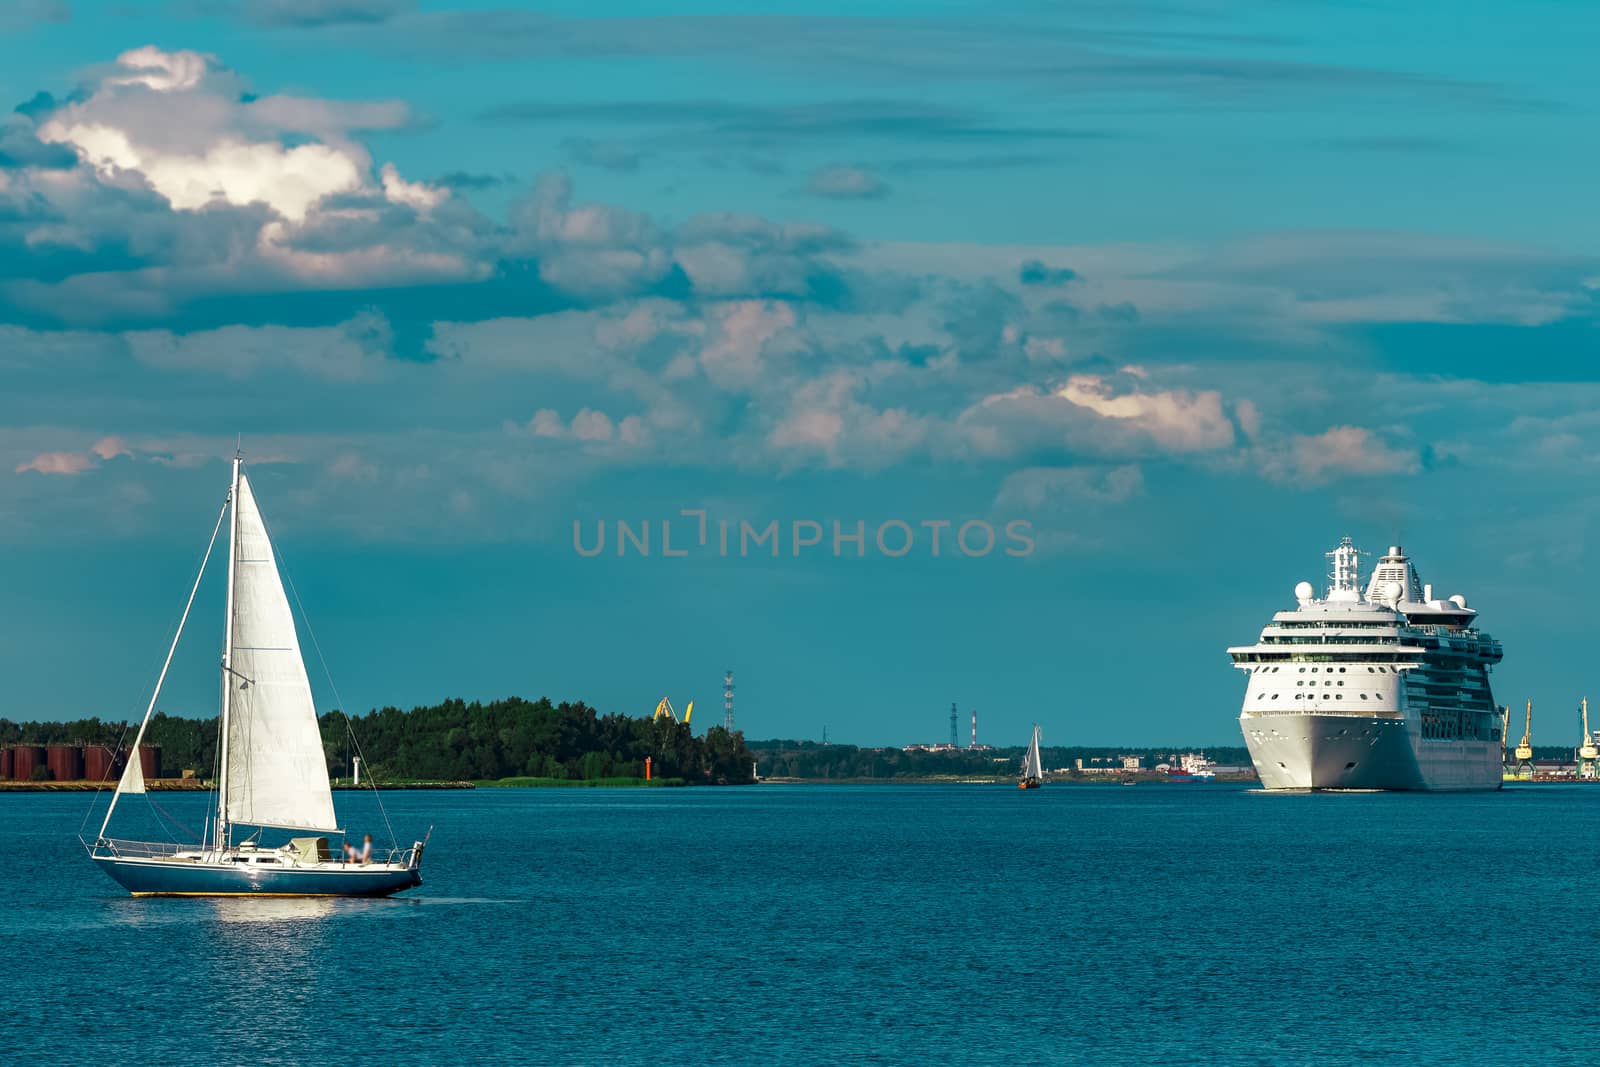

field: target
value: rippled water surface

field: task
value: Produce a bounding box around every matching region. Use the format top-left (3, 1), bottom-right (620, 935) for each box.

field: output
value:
top-left (5, 783), bottom-right (1598, 1065)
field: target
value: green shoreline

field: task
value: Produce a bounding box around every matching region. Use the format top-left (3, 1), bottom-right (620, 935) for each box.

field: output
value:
top-left (0, 780), bottom-right (476, 792)
top-left (473, 776), bottom-right (688, 788)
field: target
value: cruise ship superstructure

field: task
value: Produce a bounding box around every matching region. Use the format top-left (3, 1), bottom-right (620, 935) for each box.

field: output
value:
top-left (1228, 539), bottom-right (1504, 791)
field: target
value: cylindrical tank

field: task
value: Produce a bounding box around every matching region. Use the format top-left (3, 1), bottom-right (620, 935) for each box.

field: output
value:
top-left (47, 745), bottom-right (84, 782)
top-left (137, 745), bottom-right (161, 781)
top-left (0, 747), bottom-right (13, 780)
top-left (83, 744), bottom-right (116, 783)
top-left (13, 746), bottom-right (47, 781)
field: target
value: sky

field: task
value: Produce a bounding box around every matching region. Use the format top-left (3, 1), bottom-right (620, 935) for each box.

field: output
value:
top-left (3, 0), bottom-right (1600, 747)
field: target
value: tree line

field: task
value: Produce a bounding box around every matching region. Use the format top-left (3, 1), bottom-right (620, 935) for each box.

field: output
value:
top-left (746, 741), bottom-right (1259, 779)
top-left (330, 697), bottom-right (754, 784)
top-left (0, 696), bottom-right (756, 785)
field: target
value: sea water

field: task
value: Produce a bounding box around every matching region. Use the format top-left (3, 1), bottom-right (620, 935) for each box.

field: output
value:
top-left (4, 783), bottom-right (1597, 1066)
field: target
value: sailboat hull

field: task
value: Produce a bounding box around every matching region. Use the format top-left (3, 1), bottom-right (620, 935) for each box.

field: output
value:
top-left (91, 854), bottom-right (421, 898)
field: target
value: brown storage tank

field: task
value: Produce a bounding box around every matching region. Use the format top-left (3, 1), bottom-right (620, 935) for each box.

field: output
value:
top-left (47, 745), bottom-right (84, 782)
top-left (14, 746), bottom-right (47, 781)
top-left (137, 745), bottom-right (161, 781)
top-left (0, 747), bottom-right (13, 780)
top-left (83, 744), bottom-right (117, 783)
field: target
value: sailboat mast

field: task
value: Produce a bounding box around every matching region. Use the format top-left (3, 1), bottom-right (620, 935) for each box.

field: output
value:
top-left (215, 454), bottom-right (241, 851)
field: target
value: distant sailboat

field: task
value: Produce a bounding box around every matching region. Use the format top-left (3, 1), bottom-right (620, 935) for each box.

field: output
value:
top-left (1018, 725), bottom-right (1043, 790)
top-left (84, 453), bottom-right (426, 897)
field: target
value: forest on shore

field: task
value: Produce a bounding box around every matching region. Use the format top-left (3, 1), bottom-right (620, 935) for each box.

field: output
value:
top-left (744, 741), bottom-right (1259, 779)
top-left (1, 696), bottom-right (756, 785)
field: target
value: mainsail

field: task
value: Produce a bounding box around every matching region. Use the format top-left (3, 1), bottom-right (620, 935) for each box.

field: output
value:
top-left (223, 471), bottom-right (339, 833)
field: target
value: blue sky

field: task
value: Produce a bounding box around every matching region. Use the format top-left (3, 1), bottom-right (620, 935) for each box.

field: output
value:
top-left (3, 0), bottom-right (1600, 746)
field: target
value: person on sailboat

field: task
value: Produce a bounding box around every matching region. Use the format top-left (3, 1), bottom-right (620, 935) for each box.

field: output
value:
top-left (358, 835), bottom-right (373, 864)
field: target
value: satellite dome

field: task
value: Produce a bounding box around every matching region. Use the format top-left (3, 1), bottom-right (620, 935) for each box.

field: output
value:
top-left (1294, 581), bottom-right (1314, 601)
top-left (1383, 581), bottom-right (1404, 603)
top-left (1449, 594), bottom-right (1468, 609)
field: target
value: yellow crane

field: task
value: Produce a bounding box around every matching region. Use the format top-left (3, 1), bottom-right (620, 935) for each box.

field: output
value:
top-left (652, 697), bottom-right (693, 725)
top-left (1579, 698), bottom-right (1599, 779)
top-left (1514, 700), bottom-right (1535, 780)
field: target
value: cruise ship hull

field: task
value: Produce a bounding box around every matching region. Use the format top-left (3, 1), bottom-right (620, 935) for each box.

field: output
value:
top-left (1242, 713), bottom-right (1502, 792)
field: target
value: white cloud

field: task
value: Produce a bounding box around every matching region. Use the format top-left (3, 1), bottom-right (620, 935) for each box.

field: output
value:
top-left (767, 371), bottom-right (930, 469)
top-left (91, 436), bottom-right (131, 460)
top-left (16, 450), bottom-right (96, 476)
top-left (1271, 426), bottom-right (1420, 483)
top-left (528, 409), bottom-right (565, 437)
top-left (35, 46), bottom-right (435, 229)
top-left (107, 46), bottom-right (213, 93)
top-left (517, 406), bottom-right (648, 449)
top-left (1235, 398), bottom-right (1261, 440)
top-left (14, 434), bottom-right (138, 476)
top-left (699, 300), bottom-right (798, 388)
top-left (380, 162), bottom-right (445, 214)
top-left (570, 408), bottom-right (614, 441)
top-left (1055, 374), bottom-right (1234, 452)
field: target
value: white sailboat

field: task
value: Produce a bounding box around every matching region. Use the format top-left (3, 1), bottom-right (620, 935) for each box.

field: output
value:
top-left (1019, 724), bottom-right (1043, 790)
top-left (84, 454), bottom-right (425, 897)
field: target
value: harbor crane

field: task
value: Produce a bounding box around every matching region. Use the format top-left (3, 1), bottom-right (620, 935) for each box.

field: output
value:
top-left (1579, 698), bottom-right (1599, 780)
top-left (1500, 706), bottom-right (1511, 769)
top-left (652, 698), bottom-right (693, 725)
top-left (1514, 700), bottom-right (1535, 780)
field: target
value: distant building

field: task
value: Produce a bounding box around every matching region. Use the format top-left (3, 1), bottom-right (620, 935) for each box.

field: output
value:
top-left (1074, 758), bottom-right (1123, 776)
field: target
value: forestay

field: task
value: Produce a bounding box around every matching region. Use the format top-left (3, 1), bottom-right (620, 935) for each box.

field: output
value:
top-left (224, 472), bottom-right (340, 833)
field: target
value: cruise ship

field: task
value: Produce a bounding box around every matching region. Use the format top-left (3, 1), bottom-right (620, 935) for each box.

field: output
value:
top-left (1228, 538), bottom-right (1504, 791)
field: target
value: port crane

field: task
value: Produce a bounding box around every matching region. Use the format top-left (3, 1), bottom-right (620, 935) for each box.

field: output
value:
top-left (652, 697), bottom-right (693, 725)
top-left (1579, 698), bottom-right (1599, 780)
top-left (1514, 700), bottom-right (1535, 780)
top-left (1500, 706), bottom-right (1511, 769)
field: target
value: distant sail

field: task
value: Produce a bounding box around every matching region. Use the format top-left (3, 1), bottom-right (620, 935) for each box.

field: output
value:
top-left (224, 472), bottom-right (339, 833)
top-left (1023, 726), bottom-right (1043, 779)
